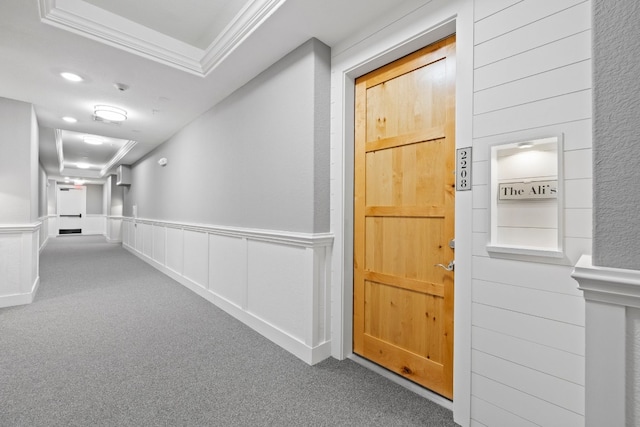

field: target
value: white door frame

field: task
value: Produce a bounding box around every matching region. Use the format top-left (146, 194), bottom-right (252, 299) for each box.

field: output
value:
top-left (328, 1), bottom-right (473, 425)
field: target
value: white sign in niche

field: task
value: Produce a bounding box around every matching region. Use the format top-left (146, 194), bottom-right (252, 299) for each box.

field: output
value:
top-left (498, 180), bottom-right (558, 200)
top-left (487, 134), bottom-right (564, 258)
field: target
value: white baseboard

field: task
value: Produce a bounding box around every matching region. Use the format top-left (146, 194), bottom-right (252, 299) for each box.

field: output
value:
top-left (0, 276), bottom-right (39, 309)
top-left (39, 236), bottom-right (49, 253)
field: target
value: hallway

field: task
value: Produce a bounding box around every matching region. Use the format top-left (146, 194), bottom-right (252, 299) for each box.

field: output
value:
top-left (0, 236), bottom-right (455, 426)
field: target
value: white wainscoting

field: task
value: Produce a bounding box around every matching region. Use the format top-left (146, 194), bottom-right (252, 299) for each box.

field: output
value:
top-left (106, 216), bottom-right (123, 243)
top-left (122, 217), bottom-right (333, 365)
top-left (38, 216), bottom-right (49, 251)
top-left (572, 255), bottom-right (640, 427)
top-left (0, 223), bottom-right (40, 308)
top-left (47, 214), bottom-right (57, 238)
top-left (83, 214), bottom-right (106, 236)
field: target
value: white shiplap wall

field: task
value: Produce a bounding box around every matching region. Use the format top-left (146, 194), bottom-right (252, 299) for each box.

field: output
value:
top-left (471, 1), bottom-right (591, 425)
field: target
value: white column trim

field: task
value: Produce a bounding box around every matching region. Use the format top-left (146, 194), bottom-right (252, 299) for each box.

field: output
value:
top-left (573, 255), bottom-right (640, 307)
top-left (572, 254), bottom-right (640, 427)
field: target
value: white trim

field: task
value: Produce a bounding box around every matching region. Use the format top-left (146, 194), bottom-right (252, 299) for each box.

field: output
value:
top-left (573, 254), bottom-right (640, 307)
top-left (0, 277), bottom-right (40, 309)
top-left (38, 0), bottom-right (286, 77)
top-left (123, 217), bottom-right (333, 249)
top-left (200, 0), bottom-right (287, 76)
top-left (0, 223), bottom-right (42, 233)
top-left (571, 254), bottom-right (638, 427)
top-left (99, 140), bottom-right (137, 177)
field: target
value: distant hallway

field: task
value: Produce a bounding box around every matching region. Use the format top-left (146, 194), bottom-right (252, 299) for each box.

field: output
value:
top-left (0, 236), bottom-right (456, 426)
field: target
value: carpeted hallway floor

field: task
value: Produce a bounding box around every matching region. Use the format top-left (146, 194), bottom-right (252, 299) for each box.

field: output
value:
top-left (0, 236), bottom-right (457, 426)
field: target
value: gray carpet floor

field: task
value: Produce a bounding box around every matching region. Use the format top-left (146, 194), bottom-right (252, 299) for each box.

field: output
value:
top-left (0, 235), bottom-right (457, 426)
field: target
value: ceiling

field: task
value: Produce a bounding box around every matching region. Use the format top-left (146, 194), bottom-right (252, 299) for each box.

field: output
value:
top-left (0, 0), bottom-right (412, 184)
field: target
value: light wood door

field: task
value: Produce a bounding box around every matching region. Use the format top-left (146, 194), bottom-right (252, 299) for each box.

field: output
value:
top-left (354, 36), bottom-right (456, 399)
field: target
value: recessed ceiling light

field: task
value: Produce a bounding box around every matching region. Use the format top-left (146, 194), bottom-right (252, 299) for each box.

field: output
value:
top-left (83, 135), bottom-right (103, 145)
top-left (76, 162), bottom-right (91, 169)
top-left (94, 105), bottom-right (127, 122)
top-left (60, 72), bottom-right (83, 82)
top-left (62, 116), bottom-right (77, 123)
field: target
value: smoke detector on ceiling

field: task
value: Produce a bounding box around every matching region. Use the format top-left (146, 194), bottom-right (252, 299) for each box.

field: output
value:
top-left (113, 82), bottom-right (130, 92)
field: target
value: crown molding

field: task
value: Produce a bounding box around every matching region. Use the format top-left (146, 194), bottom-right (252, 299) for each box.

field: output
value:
top-left (38, 0), bottom-right (286, 77)
top-left (200, 0), bottom-right (287, 76)
top-left (100, 140), bottom-right (137, 177)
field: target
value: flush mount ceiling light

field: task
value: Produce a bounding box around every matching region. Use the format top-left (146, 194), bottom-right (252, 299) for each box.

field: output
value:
top-left (60, 72), bottom-right (83, 82)
top-left (76, 162), bottom-right (91, 169)
top-left (94, 105), bottom-right (127, 122)
top-left (62, 116), bottom-right (77, 123)
top-left (83, 135), bottom-right (104, 145)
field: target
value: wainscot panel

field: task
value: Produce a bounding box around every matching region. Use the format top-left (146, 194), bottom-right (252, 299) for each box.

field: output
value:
top-left (39, 216), bottom-right (48, 251)
top-left (209, 234), bottom-right (247, 309)
top-left (0, 223), bottom-right (40, 308)
top-left (106, 216), bottom-right (123, 243)
top-left (84, 215), bottom-right (106, 236)
top-left (165, 225), bottom-right (184, 275)
top-left (152, 225), bottom-right (165, 265)
top-left (47, 214), bottom-right (57, 238)
top-left (183, 229), bottom-right (208, 289)
top-left (122, 218), bottom-right (333, 365)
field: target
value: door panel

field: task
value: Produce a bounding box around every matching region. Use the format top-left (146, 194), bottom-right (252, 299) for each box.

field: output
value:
top-left (354, 35), bottom-right (456, 399)
top-left (58, 186), bottom-right (86, 234)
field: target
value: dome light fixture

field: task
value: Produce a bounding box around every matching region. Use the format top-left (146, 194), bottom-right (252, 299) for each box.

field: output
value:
top-left (94, 105), bottom-right (127, 122)
top-left (60, 72), bottom-right (83, 82)
top-left (62, 116), bottom-right (78, 123)
top-left (76, 162), bottom-right (91, 169)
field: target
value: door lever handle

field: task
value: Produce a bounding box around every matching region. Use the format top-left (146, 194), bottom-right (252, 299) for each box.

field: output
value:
top-left (434, 260), bottom-right (455, 271)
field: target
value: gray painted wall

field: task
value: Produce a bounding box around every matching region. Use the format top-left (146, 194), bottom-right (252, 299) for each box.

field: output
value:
top-left (106, 175), bottom-right (123, 216)
top-left (593, 0), bottom-right (640, 270)
top-left (85, 184), bottom-right (104, 215)
top-left (38, 164), bottom-right (47, 218)
top-left (47, 180), bottom-right (56, 215)
top-left (125, 38), bottom-right (330, 233)
top-left (0, 97), bottom-right (38, 223)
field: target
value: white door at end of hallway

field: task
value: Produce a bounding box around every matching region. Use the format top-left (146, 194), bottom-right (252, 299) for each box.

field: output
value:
top-left (58, 186), bottom-right (86, 234)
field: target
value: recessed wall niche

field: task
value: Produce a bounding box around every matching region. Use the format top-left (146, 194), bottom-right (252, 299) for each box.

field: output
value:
top-left (487, 135), bottom-right (564, 258)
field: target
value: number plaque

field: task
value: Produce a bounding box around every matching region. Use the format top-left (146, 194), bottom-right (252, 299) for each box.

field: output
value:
top-left (456, 147), bottom-right (472, 191)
